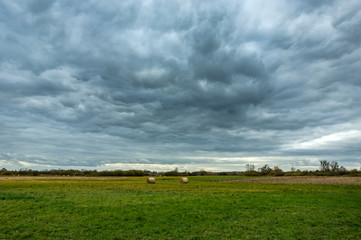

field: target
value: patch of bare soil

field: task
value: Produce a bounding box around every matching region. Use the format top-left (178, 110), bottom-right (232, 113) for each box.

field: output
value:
top-left (225, 176), bottom-right (361, 185)
top-left (0, 176), bottom-right (128, 180)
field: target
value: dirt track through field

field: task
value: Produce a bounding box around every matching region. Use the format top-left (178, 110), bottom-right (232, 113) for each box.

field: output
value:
top-left (225, 176), bottom-right (361, 185)
top-left (0, 176), bottom-right (128, 180)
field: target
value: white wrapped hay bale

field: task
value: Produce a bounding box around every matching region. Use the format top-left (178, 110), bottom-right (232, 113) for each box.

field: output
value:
top-left (179, 177), bottom-right (188, 184)
top-left (147, 177), bottom-right (155, 184)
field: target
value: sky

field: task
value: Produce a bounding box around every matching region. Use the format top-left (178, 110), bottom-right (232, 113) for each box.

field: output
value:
top-left (1, 0), bottom-right (361, 172)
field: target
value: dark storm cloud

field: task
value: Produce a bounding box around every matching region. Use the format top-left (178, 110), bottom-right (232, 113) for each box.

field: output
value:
top-left (1, 0), bottom-right (361, 171)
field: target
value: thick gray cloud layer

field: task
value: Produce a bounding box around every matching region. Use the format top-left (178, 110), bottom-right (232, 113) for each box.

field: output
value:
top-left (1, 0), bottom-right (361, 171)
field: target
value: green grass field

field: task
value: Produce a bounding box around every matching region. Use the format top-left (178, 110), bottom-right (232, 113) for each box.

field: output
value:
top-left (1, 176), bottom-right (360, 239)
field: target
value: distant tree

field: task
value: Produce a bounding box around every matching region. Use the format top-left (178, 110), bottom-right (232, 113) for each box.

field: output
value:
top-left (330, 161), bottom-right (339, 172)
top-left (164, 168), bottom-right (181, 176)
top-left (290, 167), bottom-right (296, 172)
top-left (271, 166), bottom-right (284, 176)
top-left (320, 160), bottom-right (330, 171)
top-left (258, 164), bottom-right (272, 175)
top-left (338, 166), bottom-right (347, 175)
top-left (246, 164), bottom-right (255, 171)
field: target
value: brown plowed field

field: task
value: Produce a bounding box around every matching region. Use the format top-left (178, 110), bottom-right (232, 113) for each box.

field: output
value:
top-left (225, 176), bottom-right (361, 185)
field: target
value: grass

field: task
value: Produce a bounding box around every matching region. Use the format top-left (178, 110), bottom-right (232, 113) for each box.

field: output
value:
top-left (0, 176), bottom-right (360, 239)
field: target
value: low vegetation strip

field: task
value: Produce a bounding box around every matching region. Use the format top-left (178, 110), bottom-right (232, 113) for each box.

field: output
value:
top-left (223, 176), bottom-right (361, 185)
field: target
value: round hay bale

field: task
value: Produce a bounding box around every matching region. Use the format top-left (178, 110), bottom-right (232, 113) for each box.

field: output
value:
top-left (147, 177), bottom-right (155, 184)
top-left (179, 177), bottom-right (188, 184)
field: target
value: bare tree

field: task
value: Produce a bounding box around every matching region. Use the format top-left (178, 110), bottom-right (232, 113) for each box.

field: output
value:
top-left (330, 161), bottom-right (339, 172)
top-left (320, 160), bottom-right (330, 171)
top-left (246, 164), bottom-right (255, 171)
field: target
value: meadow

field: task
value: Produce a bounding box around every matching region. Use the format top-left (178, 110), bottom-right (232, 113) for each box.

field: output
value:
top-left (1, 176), bottom-right (360, 239)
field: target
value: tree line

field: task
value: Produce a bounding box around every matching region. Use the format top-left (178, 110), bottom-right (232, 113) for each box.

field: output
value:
top-left (0, 160), bottom-right (360, 177)
top-left (243, 161), bottom-right (360, 177)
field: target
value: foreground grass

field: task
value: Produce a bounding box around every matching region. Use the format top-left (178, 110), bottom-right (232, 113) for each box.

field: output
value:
top-left (0, 176), bottom-right (360, 239)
